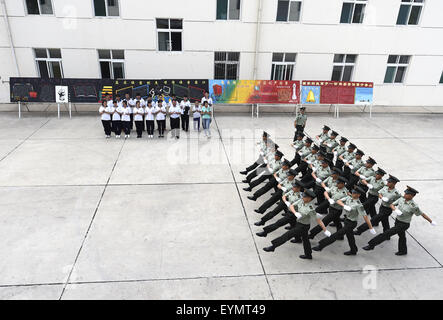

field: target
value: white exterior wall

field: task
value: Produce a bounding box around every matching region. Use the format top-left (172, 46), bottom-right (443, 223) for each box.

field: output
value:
top-left (0, 0), bottom-right (442, 106)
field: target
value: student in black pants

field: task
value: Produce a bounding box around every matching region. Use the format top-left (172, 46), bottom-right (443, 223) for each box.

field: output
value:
top-left (99, 100), bottom-right (112, 138)
top-left (145, 101), bottom-right (155, 138)
top-left (111, 100), bottom-right (122, 138)
top-left (133, 101), bottom-right (145, 138)
top-left (155, 99), bottom-right (167, 138)
top-left (180, 95), bottom-right (191, 132)
top-left (121, 100), bottom-right (132, 138)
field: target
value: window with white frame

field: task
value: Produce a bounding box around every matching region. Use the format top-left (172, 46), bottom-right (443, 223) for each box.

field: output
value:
top-left (271, 53), bottom-right (296, 80)
top-left (214, 52), bottom-right (240, 80)
top-left (94, 0), bottom-right (119, 17)
top-left (216, 0), bottom-right (241, 20)
top-left (156, 19), bottom-right (183, 51)
top-left (25, 0), bottom-right (53, 15)
top-left (340, 0), bottom-right (367, 23)
top-left (98, 50), bottom-right (125, 79)
top-left (34, 48), bottom-right (63, 78)
top-left (276, 0), bottom-right (302, 22)
top-left (384, 55), bottom-right (411, 83)
top-left (331, 54), bottom-right (357, 81)
top-left (396, 0), bottom-right (424, 25)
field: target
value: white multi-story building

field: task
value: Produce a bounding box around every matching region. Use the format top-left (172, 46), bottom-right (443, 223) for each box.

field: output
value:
top-left (1, 0), bottom-right (443, 106)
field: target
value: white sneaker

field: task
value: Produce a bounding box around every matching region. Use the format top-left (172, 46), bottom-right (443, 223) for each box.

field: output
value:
top-left (128, 135), bottom-right (130, 138)
top-left (117, 135), bottom-right (120, 139)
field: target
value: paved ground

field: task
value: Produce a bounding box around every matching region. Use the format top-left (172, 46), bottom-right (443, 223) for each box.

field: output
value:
top-left (0, 111), bottom-right (442, 300)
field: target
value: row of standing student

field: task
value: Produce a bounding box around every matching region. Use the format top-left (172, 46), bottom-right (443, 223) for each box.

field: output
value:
top-left (99, 92), bottom-right (213, 139)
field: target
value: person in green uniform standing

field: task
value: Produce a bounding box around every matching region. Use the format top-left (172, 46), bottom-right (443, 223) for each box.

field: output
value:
top-left (354, 175), bottom-right (401, 236)
top-left (262, 190), bottom-right (331, 260)
top-left (363, 186), bottom-right (436, 255)
top-left (293, 107), bottom-right (307, 140)
top-left (312, 186), bottom-right (376, 256)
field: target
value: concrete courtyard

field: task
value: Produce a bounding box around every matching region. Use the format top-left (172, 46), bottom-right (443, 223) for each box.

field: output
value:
top-left (0, 110), bottom-right (442, 300)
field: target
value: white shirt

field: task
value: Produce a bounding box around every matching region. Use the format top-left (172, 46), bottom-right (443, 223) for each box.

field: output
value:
top-left (107, 100), bottom-right (114, 108)
top-left (145, 106), bottom-right (155, 121)
top-left (201, 97), bottom-right (213, 106)
top-left (115, 100), bottom-right (123, 108)
top-left (192, 105), bottom-right (201, 118)
top-left (135, 98), bottom-right (146, 108)
top-left (169, 105), bottom-right (181, 119)
top-left (111, 105), bottom-right (121, 121)
top-left (99, 106), bottom-right (111, 121)
top-left (180, 100), bottom-right (191, 115)
top-left (155, 105), bottom-right (167, 120)
top-left (133, 107), bottom-right (145, 121)
top-left (121, 107), bottom-right (131, 121)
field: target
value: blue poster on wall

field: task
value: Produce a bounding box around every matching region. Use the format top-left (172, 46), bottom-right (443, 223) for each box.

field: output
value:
top-left (354, 87), bottom-right (373, 105)
top-left (301, 85), bottom-right (321, 104)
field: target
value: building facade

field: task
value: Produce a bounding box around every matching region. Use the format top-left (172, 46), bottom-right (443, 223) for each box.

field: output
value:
top-left (1, 0), bottom-right (443, 106)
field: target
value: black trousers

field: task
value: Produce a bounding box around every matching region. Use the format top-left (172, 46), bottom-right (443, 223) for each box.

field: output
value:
top-left (290, 153), bottom-right (301, 168)
top-left (135, 121), bottom-right (143, 137)
top-left (358, 184), bottom-right (369, 202)
top-left (157, 119), bottom-right (166, 136)
top-left (295, 161), bottom-right (309, 176)
top-left (245, 155), bottom-right (264, 172)
top-left (181, 115), bottom-right (189, 131)
top-left (343, 166), bottom-right (351, 180)
top-left (146, 120), bottom-right (155, 135)
top-left (257, 190), bottom-right (283, 213)
top-left (253, 178), bottom-right (277, 199)
top-left (347, 174), bottom-right (359, 190)
top-left (170, 117), bottom-right (180, 129)
top-left (122, 121), bottom-right (131, 135)
top-left (249, 173), bottom-right (270, 189)
top-left (363, 194), bottom-right (379, 218)
top-left (271, 222), bottom-right (311, 256)
top-left (335, 159), bottom-right (344, 171)
top-left (314, 184), bottom-right (326, 205)
top-left (113, 120), bottom-right (122, 135)
top-left (310, 207), bottom-right (343, 238)
top-left (357, 205), bottom-right (392, 234)
top-left (246, 164), bottom-right (267, 182)
top-left (264, 214), bottom-right (297, 234)
top-left (369, 219), bottom-right (410, 254)
top-left (261, 201), bottom-right (287, 224)
top-left (101, 120), bottom-right (111, 136)
top-left (130, 114), bottom-right (134, 129)
top-left (318, 219), bottom-right (358, 253)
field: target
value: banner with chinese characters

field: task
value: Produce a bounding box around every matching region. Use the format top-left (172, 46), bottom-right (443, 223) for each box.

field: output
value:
top-left (114, 79), bottom-right (209, 103)
top-left (301, 81), bottom-right (374, 105)
top-left (209, 80), bottom-right (300, 104)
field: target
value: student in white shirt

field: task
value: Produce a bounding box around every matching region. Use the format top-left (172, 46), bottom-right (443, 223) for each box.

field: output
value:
top-left (115, 94), bottom-right (123, 108)
top-left (99, 100), bottom-right (112, 138)
top-left (106, 95), bottom-right (114, 132)
top-left (145, 101), bottom-right (156, 138)
top-left (121, 100), bottom-right (132, 138)
top-left (135, 93), bottom-right (146, 132)
top-left (124, 92), bottom-right (135, 130)
top-left (133, 101), bottom-right (145, 138)
top-left (154, 99), bottom-right (167, 138)
top-left (180, 95), bottom-right (191, 132)
top-left (192, 101), bottom-right (201, 132)
top-left (111, 100), bottom-right (122, 138)
top-left (201, 91), bottom-right (213, 107)
top-left (201, 101), bottom-right (212, 138)
top-left (169, 99), bottom-right (181, 139)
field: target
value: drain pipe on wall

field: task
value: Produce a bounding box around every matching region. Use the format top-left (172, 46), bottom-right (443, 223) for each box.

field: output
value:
top-left (252, 0), bottom-right (262, 80)
top-left (1, 0), bottom-right (20, 76)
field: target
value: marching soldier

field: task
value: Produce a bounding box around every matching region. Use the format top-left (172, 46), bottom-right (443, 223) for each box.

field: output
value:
top-left (354, 175), bottom-right (401, 236)
top-left (243, 142), bottom-right (279, 184)
top-left (246, 158), bottom-right (290, 201)
top-left (290, 132), bottom-right (305, 153)
top-left (254, 179), bottom-right (303, 226)
top-left (321, 167), bottom-right (342, 192)
top-left (363, 186), bottom-right (436, 255)
top-left (309, 176), bottom-right (349, 239)
top-left (332, 137), bottom-right (349, 170)
top-left (312, 186), bottom-right (376, 256)
top-left (338, 143), bottom-right (356, 175)
top-left (347, 156), bottom-right (376, 191)
top-left (323, 130), bottom-right (339, 153)
top-left (262, 190), bottom-right (331, 260)
top-left (254, 168), bottom-right (297, 214)
top-left (240, 131), bottom-right (270, 176)
top-left (244, 150), bottom-right (283, 193)
top-left (310, 157), bottom-right (332, 205)
top-left (316, 125), bottom-right (330, 144)
top-left (343, 148), bottom-right (364, 181)
top-left (290, 137), bottom-right (313, 168)
top-left (359, 168), bottom-right (386, 217)
top-left (293, 107), bottom-right (307, 140)
top-left (294, 144), bottom-right (319, 176)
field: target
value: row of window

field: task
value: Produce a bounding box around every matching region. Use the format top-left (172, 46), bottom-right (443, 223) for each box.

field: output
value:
top-left (33, 48), bottom-right (443, 85)
top-left (25, 0), bottom-right (426, 26)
